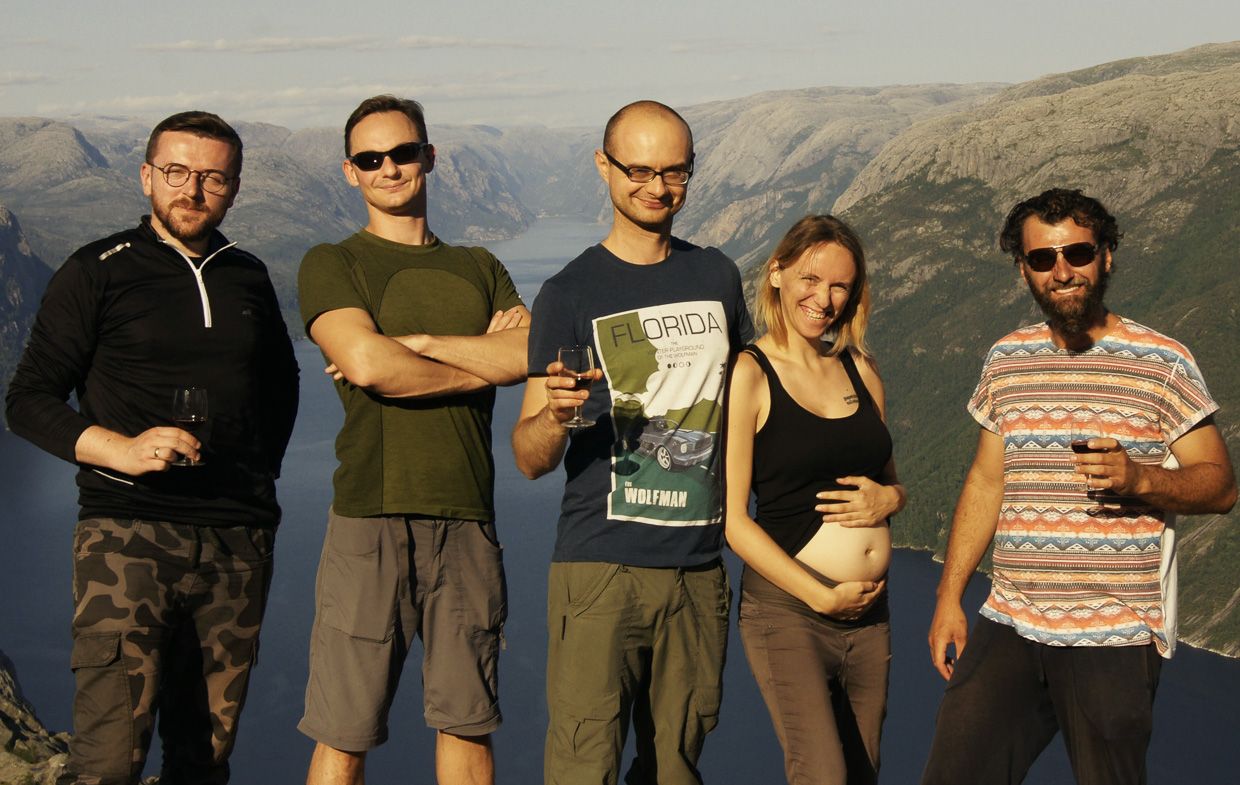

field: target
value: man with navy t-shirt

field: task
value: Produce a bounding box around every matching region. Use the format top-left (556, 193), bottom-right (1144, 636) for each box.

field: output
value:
top-left (513, 100), bottom-right (753, 785)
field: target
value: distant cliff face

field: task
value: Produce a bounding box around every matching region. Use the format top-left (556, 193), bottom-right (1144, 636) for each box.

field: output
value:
top-left (836, 45), bottom-right (1240, 219)
top-left (0, 206), bottom-right (51, 402)
top-left (677, 84), bottom-right (1005, 268)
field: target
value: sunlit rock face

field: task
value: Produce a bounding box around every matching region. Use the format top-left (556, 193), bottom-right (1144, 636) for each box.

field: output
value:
top-left (0, 648), bottom-right (69, 785)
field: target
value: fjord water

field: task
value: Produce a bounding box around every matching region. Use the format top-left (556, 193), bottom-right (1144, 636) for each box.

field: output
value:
top-left (3, 217), bottom-right (1238, 783)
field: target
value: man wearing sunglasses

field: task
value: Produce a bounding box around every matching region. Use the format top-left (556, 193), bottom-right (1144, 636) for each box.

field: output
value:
top-left (923, 188), bottom-right (1236, 785)
top-left (513, 100), bottom-right (753, 785)
top-left (297, 95), bottom-right (529, 785)
top-left (6, 111), bottom-right (300, 784)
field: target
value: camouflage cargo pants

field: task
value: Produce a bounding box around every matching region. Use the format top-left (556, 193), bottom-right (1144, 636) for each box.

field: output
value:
top-left (57, 518), bottom-right (275, 785)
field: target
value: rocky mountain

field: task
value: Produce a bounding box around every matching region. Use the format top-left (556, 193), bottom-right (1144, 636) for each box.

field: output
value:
top-left (0, 648), bottom-right (68, 784)
top-left (0, 83), bottom-right (995, 343)
top-left (0, 207), bottom-right (52, 403)
top-left (0, 119), bottom-right (148, 276)
top-left (431, 124), bottom-right (602, 221)
top-left (676, 83), bottom-right (1004, 267)
top-left (0, 117), bottom-right (540, 330)
top-left (806, 41), bottom-right (1240, 655)
top-left (1, 42), bottom-right (1238, 652)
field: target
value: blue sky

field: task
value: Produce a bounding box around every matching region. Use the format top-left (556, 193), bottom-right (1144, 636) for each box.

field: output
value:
top-left (4, 0), bottom-right (1239, 130)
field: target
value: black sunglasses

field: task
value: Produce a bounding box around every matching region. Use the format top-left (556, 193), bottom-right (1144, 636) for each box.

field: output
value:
top-left (1023, 242), bottom-right (1100, 273)
top-left (349, 141), bottom-right (431, 172)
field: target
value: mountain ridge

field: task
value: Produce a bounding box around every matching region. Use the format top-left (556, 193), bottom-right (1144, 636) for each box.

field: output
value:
top-left (1, 42), bottom-right (1238, 653)
top-left (816, 43), bottom-right (1240, 655)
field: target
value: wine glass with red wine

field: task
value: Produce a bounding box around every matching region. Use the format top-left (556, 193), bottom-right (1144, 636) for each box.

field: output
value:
top-left (1070, 411), bottom-right (1106, 456)
top-left (171, 387), bottom-right (208, 466)
top-left (558, 346), bottom-right (597, 428)
top-left (1069, 409), bottom-right (1105, 502)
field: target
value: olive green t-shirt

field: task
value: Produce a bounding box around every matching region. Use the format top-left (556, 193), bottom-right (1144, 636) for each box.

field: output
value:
top-left (298, 230), bottom-right (523, 520)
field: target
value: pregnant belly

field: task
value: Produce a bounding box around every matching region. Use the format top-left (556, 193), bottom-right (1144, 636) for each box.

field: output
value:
top-left (794, 520), bottom-right (892, 583)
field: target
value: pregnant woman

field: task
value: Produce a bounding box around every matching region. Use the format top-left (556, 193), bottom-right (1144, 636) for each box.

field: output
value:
top-left (725, 214), bottom-right (906, 785)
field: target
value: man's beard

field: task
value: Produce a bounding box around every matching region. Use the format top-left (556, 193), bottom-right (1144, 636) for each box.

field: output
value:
top-left (1028, 268), bottom-right (1109, 339)
top-left (153, 196), bottom-right (225, 246)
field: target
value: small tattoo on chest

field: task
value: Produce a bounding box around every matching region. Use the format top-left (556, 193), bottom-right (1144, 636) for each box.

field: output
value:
top-left (844, 393), bottom-right (859, 405)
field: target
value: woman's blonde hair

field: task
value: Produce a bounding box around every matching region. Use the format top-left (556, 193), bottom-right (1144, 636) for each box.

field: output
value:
top-left (755, 214), bottom-right (871, 357)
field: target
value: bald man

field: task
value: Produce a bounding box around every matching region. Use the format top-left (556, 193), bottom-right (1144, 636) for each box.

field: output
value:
top-left (513, 101), bottom-right (754, 785)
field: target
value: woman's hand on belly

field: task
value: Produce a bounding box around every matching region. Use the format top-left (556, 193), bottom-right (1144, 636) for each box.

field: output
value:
top-left (815, 475), bottom-right (900, 528)
top-left (818, 577), bottom-right (886, 621)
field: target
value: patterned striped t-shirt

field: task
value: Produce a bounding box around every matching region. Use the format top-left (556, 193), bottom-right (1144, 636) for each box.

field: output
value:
top-left (968, 317), bottom-right (1218, 653)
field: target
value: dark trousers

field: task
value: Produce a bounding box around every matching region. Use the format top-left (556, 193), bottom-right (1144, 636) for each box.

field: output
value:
top-left (922, 616), bottom-right (1162, 785)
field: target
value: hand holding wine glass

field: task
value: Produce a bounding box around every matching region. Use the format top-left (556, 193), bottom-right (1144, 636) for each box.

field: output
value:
top-left (558, 346), bottom-right (597, 428)
top-left (1069, 410), bottom-right (1106, 456)
top-left (1069, 409), bottom-right (1109, 504)
top-left (171, 387), bottom-right (208, 466)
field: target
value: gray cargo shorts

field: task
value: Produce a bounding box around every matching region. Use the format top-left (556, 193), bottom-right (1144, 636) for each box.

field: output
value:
top-left (298, 511), bottom-right (507, 751)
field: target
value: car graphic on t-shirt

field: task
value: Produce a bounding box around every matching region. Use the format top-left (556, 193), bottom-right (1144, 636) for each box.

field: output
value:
top-left (630, 416), bottom-right (714, 471)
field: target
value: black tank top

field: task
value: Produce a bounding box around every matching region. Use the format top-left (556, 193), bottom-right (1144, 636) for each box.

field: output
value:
top-left (747, 344), bottom-right (893, 556)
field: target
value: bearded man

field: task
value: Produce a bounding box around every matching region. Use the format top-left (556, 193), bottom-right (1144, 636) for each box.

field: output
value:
top-left (921, 188), bottom-right (1235, 785)
top-left (6, 110), bottom-right (299, 785)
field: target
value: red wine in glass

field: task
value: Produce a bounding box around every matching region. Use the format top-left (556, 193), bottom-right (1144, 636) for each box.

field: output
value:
top-left (1070, 440), bottom-right (1106, 454)
top-left (171, 387), bottom-right (208, 466)
top-left (175, 417), bottom-right (206, 434)
top-left (566, 373), bottom-right (595, 393)
top-left (558, 346), bottom-right (596, 428)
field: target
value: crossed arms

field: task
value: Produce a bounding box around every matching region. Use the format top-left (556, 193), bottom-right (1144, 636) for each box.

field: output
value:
top-left (310, 304), bottom-right (530, 398)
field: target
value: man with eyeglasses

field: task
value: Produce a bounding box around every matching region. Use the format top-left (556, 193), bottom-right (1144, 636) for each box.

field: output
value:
top-left (512, 100), bottom-right (753, 785)
top-left (922, 188), bottom-right (1236, 785)
top-left (296, 95), bottom-right (528, 785)
top-left (6, 111), bottom-right (299, 784)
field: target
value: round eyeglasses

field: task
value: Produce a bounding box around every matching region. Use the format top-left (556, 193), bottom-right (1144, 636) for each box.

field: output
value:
top-left (150, 163), bottom-right (235, 195)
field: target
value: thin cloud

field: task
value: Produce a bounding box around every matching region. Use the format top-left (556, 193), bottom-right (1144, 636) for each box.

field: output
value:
top-left (669, 37), bottom-right (825, 55)
top-left (35, 80), bottom-right (584, 127)
top-left (135, 35), bottom-right (550, 55)
top-left (668, 40), bottom-right (750, 55)
top-left (395, 36), bottom-right (549, 50)
top-left (137, 36), bottom-right (387, 54)
top-left (0, 71), bottom-right (55, 86)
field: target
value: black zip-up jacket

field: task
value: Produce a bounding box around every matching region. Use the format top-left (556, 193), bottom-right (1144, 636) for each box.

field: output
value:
top-left (5, 217), bottom-right (300, 527)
